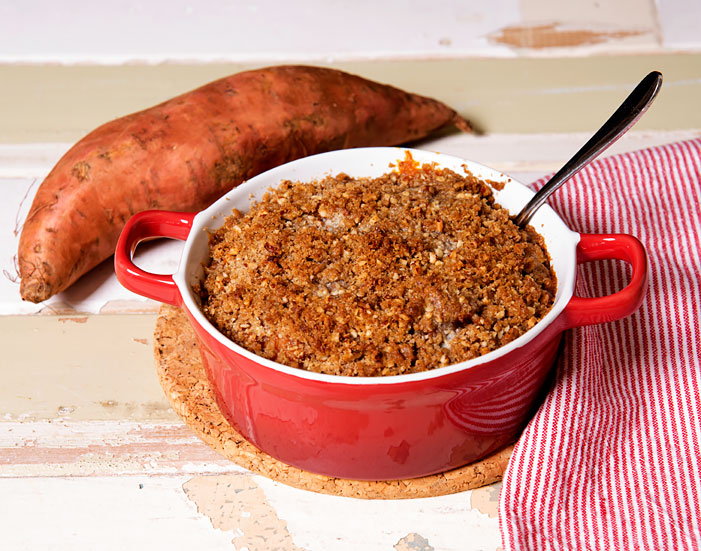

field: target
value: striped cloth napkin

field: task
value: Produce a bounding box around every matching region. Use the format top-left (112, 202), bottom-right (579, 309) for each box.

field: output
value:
top-left (499, 139), bottom-right (701, 550)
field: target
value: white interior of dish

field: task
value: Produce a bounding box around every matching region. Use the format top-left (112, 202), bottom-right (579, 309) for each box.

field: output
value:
top-left (174, 147), bottom-right (580, 384)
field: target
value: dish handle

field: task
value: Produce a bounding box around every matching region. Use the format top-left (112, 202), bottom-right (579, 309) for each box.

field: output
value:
top-left (114, 210), bottom-right (195, 306)
top-left (562, 233), bottom-right (649, 329)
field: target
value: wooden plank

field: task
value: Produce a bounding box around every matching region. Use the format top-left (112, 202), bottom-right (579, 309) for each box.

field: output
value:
top-left (0, 314), bottom-right (177, 422)
top-left (0, 475), bottom-right (237, 550)
top-left (1, 54), bottom-right (700, 142)
top-left (3, 0), bottom-right (696, 67)
top-left (0, 472), bottom-right (503, 551)
top-left (0, 421), bottom-right (235, 477)
top-left (0, 0), bottom-right (520, 63)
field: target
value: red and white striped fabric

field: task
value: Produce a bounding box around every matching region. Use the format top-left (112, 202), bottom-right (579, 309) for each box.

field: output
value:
top-left (500, 139), bottom-right (701, 550)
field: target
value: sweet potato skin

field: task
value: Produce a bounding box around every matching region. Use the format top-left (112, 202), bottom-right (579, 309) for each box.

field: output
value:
top-left (19, 65), bottom-right (469, 303)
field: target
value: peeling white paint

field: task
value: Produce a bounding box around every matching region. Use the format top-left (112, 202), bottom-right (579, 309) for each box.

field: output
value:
top-left (0, 421), bottom-right (242, 477)
top-left (255, 476), bottom-right (501, 551)
top-left (0, 0), bottom-right (521, 64)
top-left (0, 475), bottom-right (236, 551)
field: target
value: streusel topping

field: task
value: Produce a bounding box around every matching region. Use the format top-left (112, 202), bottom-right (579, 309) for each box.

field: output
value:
top-left (200, 155), bottom-right (556, 376)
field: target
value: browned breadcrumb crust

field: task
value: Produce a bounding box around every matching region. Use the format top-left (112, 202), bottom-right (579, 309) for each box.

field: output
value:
top-left (200, 158), bottom-right (556, 377)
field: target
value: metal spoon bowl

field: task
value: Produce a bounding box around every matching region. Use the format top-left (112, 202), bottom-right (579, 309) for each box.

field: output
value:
top-left (513, 71), bottom-right (663, 227)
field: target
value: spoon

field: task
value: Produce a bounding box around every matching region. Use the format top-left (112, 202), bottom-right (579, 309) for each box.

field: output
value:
top-left (513, 71), bottom-right (663, 227)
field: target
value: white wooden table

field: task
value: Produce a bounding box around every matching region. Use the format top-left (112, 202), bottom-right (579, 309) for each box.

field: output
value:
top-left (1, 1), bottom-right (699, 549)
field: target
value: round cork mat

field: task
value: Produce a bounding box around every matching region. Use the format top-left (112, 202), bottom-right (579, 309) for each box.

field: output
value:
top-left (154, 304), bottom-right (513, 499)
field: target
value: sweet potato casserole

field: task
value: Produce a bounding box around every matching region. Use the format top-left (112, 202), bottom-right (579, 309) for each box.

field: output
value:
top-left (200, 156), bottom-right (556, 377)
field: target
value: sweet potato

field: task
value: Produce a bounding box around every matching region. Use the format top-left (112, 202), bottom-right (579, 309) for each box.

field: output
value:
top-left (18, 65), bottom-right (470, 303)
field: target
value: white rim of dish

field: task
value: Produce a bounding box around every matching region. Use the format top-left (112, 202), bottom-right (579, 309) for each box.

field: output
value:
top-left (175, 147), bottom-right (580, 385)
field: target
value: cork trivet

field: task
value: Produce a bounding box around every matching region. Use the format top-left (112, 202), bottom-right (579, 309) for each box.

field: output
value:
top-left (154, 304), bottom-right (513, 499)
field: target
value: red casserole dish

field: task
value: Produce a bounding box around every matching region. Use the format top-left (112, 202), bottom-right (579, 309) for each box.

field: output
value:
top-left (115, 148), bottom-right (648, 480)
